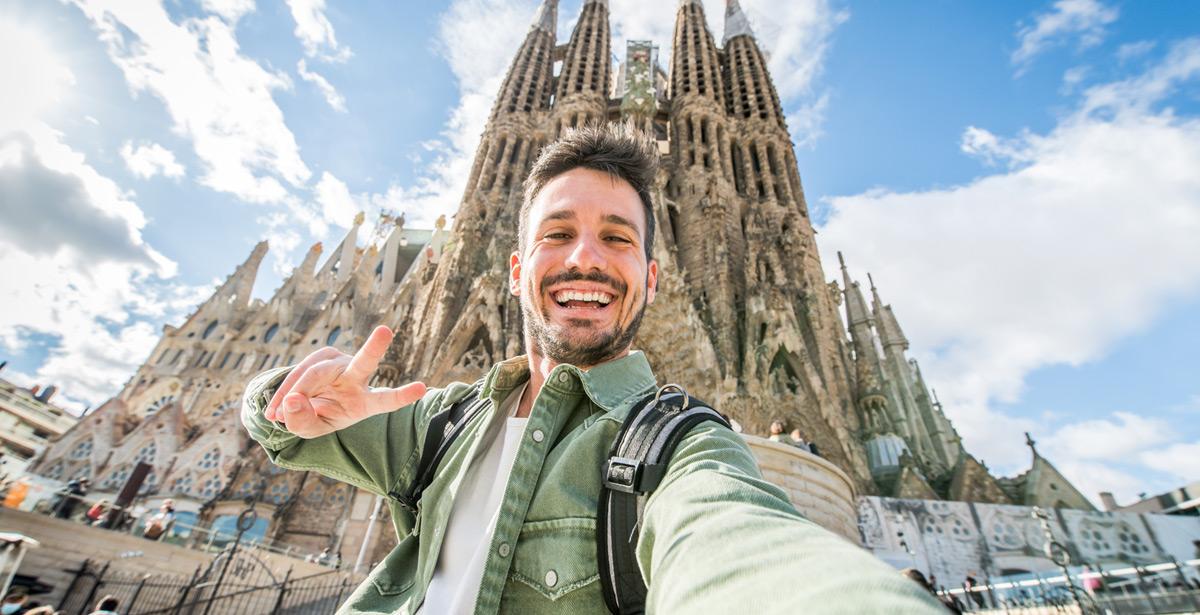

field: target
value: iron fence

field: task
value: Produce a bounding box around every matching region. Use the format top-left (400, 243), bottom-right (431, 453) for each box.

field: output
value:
top-left (56, 557), bottom-right (353, 615)
top-left (940, 558), bottom-right (1200, 615)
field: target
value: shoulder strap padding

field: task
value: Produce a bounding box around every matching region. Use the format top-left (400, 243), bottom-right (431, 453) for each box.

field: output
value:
top-left (597, 389), bottom-right (731, 615)
top-left (389, 387), bottom-right (488, 514)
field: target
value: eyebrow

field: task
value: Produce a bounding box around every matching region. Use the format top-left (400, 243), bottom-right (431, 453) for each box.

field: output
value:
top-left (539, 210), bottom-right (640, 234)
top-left (602, 214), bottom-right (640, 234)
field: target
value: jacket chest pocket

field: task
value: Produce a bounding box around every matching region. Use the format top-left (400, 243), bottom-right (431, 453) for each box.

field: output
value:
top-left (509, 517), bottom-right (600, 601)
top-left (369, 532), bottom-right (419, 596)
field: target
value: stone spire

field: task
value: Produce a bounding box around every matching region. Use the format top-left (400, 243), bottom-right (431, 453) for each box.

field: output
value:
top-left (670, 0), bottom-right (725, 105)
top-left (217, 240), bottom-right (267, 309)
top-left (531, 0), bottom-right (557, 34)
top-left (839, 253), bottom-right (872, 329)
top-left (869, 273), bottom-right (909, 350)
top-left (554, 0), bottom-right (611, 103)
top-left (719, 2), bottom-right (784, 128)
top-left (723, 0), bottom-right (755, 44)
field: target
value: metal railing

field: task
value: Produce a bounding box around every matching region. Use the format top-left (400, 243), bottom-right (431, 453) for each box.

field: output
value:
top-left (940, 559), bottom-right (1200, 614)
top-left (56, 558), bottom-right (353, 615)
top-left (34, 491), bottom-right (340, 566)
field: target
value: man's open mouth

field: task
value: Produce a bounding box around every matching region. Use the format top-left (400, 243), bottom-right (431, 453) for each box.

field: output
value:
top-left (551, 289), bottom-right (615, 310)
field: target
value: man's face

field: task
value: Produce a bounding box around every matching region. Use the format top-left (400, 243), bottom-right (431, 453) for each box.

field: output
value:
top-left (511, 167), bottom-right (657, 368)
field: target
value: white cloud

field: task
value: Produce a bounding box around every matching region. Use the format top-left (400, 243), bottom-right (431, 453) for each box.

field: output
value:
top-left (120, 141), bottom-right (185, 180)
top-left (285, 0), bottom-right (351, 62)
top-left (0, 19), bottom-right (76, 134)
top-left (1117, 40), bottom-right (1156, 64)
top-left (1043, 412), bottom-right (1173, 461)
top-left (1061, 65), bottom-right (1090, 93)
top-left (200, 0), bottom-right (255, 23)
top-left (1139, 441), bottom-right (1200, 484)
top-left (0, 124), bottom-right (200, 411)
top-left (818, 38), bottom-right (1200, 485)
top-left (71, 0), bottom-right (310, 204)
top-left (297, 59), bottom-right (347, 112)
top-left (1012, 0), bottom-right (1118, 75)
top-left (313, 171), bottom-right (357, 227)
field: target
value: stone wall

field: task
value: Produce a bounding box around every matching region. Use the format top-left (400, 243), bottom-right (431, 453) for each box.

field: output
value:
top-left (857, 495), bottom-right (1200, 589)
top-left (0, 507), bottom-right (331, 607)
top-left (745, 436), bottom-right (860, 543)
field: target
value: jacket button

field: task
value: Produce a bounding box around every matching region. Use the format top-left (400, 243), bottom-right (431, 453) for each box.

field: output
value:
top-left (532, 429), bottom-right (545, 443)
top-left (545, 570), bottom-right (558, 587)
top-left (498, 543), bottom-right (511, 557)
top-left (557, 372), bottom-right (570, 383)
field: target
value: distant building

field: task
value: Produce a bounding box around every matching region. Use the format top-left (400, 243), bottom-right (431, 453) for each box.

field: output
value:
top-left (0, 371), bottom-right (78, 478)
top-left (1101, 481), bottom-right (1200, 516)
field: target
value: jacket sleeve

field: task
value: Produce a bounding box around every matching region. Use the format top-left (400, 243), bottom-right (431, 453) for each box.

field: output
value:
top-left (240, 366), bottom-right (472, 497)
top-left (638, 422), bottom-right (946, 614)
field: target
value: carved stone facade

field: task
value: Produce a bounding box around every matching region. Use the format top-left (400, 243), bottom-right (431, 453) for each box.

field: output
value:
top-left (28, 0), bottom-right (1092, 561)
top-left (858, 496), bottom-right (1200, 588)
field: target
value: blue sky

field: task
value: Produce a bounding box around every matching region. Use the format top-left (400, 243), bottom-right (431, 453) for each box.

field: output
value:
top-left (1, 0), bottom-right (1197, 505)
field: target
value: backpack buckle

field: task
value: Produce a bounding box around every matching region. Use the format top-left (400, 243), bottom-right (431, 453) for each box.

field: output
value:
top-left (388, 490), bottom-right (418, 514)
top-left (653, 384), bottom-right (689, 412)
top-left (602, 457), bottom-right (644, 494)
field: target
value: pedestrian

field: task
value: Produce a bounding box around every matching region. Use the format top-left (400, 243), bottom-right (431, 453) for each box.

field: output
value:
top-left (87, 595), bottom-right (119, 615)
top-left (901, 569), bottom-right (961, 614)
top-left (53, 477), bottom-right (88, 520)
top-left (142, 499), bottom-right (176, 540)
top-left (85, 499), bottom-right (109, 525)
top-left (243, 124), bottom-right (945, 613)
top-left (789, 428), bottom-right (812, 452)
top-left (768, 420), bottom-right (788, 442)
top-left (1, 588), bottom-right (29, 615)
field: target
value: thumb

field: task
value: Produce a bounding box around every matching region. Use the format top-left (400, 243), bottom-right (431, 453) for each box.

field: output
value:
top-left (280, 392), bottom-right (328, 438)
top-left (363, 381), bottom-right (428, 415)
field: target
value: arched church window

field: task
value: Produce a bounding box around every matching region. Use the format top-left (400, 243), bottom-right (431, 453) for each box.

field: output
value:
top-left (268, 481), bottom-right (291, 504)
top-left (44, 460), bottom-right (65, 480)
top-left (198, 475), bottom-right (224, 499)
top-left (170, 474), bottom-right (194, 495)
top-left (236, 478), bottom-right (266, 498)
top-left (197, 448), bottom-right (221, 470)
top-left (202, 320), bottom-right (219, 340)
top-left (326, 327), bottom-right (341, 346)
top-left (101, 466), bottom-right (131, 490)
top-left (144, 395), bottom-right (176, 416)
top-left (69, 440), bottom-right (93, 460)
top-left (263, 323), bottom-right (280, 343)
top-left (134, 442), bottom-right (158, 465)
top-left (306, 483), bottom-right (326, 503)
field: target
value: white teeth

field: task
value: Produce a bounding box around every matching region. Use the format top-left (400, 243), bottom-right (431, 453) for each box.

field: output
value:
top-left (553, 290), bottom-right (613, 305)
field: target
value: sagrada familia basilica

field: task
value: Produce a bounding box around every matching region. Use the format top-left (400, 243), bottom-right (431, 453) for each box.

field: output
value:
top-left (29, 0), bottom-right (1097, 565)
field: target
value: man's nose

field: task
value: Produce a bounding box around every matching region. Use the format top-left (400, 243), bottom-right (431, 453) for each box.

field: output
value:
top-left (564, 235), bottom-right (607, 272)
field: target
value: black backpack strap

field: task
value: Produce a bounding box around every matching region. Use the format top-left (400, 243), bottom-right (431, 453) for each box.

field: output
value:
top-left (597, 384), bottom-right (731, 615)
top-left (388, 388), bottom-right (489, 514)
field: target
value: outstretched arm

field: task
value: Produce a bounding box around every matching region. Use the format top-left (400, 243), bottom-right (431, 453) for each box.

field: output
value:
top-left (241, 326), bottom-right (458, 496)
top-left (638, 424), bottom-right (945, 614)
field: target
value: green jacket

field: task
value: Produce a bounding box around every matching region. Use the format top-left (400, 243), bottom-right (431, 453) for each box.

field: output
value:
top-left (242, 351), bottom-right (943, 614)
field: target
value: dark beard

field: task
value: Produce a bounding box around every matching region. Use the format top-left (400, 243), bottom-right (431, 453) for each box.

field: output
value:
top-left (522, 270), bottom-right (646, 368)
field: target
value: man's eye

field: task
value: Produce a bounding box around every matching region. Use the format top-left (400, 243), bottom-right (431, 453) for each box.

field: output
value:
top-left (606, 236), bottom-right (633, 243)
top-left (545, 232), bottom-right (571, 240)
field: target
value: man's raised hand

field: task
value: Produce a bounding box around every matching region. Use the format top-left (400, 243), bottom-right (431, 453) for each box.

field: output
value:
top-left (263, 326), bottom-right (427, 439)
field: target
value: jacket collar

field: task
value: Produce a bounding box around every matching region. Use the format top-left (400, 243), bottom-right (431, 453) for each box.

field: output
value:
top-left (481, 351), bottom-right (658, 413)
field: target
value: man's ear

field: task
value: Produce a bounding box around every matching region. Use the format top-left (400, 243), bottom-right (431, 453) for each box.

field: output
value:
top-left (509, 251), bottom-right (522, 296)
top-left (646, 258), bottom-right (658, 305)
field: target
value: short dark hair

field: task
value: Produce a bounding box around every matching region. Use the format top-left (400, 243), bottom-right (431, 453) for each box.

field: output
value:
top-left (519, 123), bottom-right (659, 261)
top-left (97, 595), bottom-right (119, 610)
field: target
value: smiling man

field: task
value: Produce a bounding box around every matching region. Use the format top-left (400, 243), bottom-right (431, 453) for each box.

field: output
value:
top-left (242, 124), bottom-right (942, 614)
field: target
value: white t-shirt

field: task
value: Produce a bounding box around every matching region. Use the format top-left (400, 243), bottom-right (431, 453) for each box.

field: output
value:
top-left (418, 384), bottom-right (528, 614)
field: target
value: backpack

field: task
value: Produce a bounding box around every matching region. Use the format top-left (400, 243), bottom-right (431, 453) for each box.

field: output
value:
top-left (388, 383), bottom-right (729, 615)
